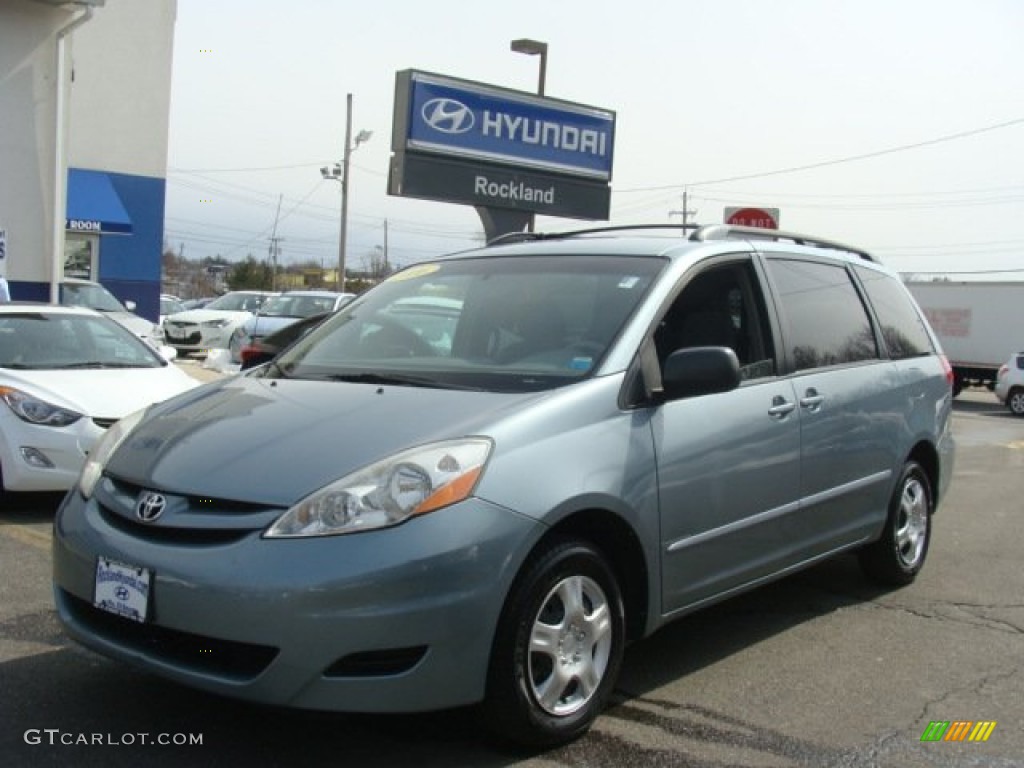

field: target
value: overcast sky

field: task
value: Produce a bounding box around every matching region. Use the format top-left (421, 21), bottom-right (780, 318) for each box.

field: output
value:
top-left (164, 0), bottom-right (1024, 278)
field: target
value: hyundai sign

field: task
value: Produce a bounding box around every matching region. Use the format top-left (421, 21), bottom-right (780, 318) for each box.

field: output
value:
top-left (390, 70), bottom-right (615, 220)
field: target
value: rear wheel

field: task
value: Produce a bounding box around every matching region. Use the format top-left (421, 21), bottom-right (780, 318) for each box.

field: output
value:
top-left (1008, 387), bottom-right (1024, 417)
top-left (482, 538), bottom-right (625, 748)
top-left (859, 461), bottom-right (932, 586)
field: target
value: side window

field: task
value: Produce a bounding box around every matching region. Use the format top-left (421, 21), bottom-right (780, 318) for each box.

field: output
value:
top-left (655, 260), bottom-right (777, 381)
top-left (854, 267), bottom-right (934, 359)
top-left (767, 258), bottom-right (878, 372)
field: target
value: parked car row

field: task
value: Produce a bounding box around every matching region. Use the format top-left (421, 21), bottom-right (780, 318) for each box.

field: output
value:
top-left (228, 290), bottom-right (353, 363)
top-left (161, 290), bottom-right (352, 359)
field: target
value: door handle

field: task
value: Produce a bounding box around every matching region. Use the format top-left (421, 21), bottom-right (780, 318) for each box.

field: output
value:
top-left (768, 396), bottom-right (796, 418)
top-left (800, 389), bottom-right (825, 411)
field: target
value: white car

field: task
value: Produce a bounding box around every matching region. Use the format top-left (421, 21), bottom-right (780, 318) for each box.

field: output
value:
top-left (162, 290), bottom-right (276, 354)
top-left (0, 304), bottom-right (198, 495)
top-left (995, 352), bottom-right (1024, 416)
top-left (61, 278), bottom-right (161, 349)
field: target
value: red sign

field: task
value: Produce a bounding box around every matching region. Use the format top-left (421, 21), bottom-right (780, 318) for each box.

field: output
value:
top-left (724, 206), bottom-right (779, 230)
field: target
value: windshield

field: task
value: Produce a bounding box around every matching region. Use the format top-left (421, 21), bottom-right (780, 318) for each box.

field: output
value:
top-left (0, 312), bottom-right (164, 370)
top-left (60, 282), bottom-right (127, 313)
top-left (254, 254), bottom-right (664, 393)
top-left (160, 298), bottom-right (185, 315)
top-left (205, 292), bottom-right (270, 312)
top-left (258, 293), bottom-right (342, 318)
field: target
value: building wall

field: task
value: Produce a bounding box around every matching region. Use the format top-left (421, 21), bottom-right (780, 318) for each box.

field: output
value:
top-left (0, 0), bottom-right (176, 322)
top-left (68, 0), bottom-right (177, 178)
top-left (0, 0), bottom-right (67, 287)
top-left (68, 0), bottom-right (177, 321)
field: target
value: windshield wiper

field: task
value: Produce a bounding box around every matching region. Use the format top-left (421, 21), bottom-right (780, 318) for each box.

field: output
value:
top-left (50, 362), bottom-right (151, 369)
top-left (326, 372), bottom-right (480, 391)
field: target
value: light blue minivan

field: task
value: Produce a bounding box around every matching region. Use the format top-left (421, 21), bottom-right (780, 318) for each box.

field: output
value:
top-left (53, 225), bottom-right (954, 746)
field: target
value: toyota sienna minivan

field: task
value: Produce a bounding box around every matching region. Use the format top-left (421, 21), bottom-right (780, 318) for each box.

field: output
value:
top-left (53, 225), bottom-right (955, 746)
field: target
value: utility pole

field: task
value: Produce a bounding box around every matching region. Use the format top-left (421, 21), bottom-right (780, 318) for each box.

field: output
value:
top-left (339, 93), bottom-right (353, 292)
top-left (321, 95), bottom-right (372, 293)
top-left (669, 188), bottom-right (698, 234)
top-left (383, 218), bottom-right (389, 276)
top-left (268, 193), bottom-right (282, 291)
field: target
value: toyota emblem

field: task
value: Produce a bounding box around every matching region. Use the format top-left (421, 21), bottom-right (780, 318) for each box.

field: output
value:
top-left (135, 491), bottom-right (167, 523)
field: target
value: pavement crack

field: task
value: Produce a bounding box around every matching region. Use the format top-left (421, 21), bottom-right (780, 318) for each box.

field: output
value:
top-left (0, 609), bottom-right (67, 648)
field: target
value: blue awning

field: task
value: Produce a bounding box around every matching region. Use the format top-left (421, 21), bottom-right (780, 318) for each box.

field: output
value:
top-left (66, 168), bottom-right (133, 235)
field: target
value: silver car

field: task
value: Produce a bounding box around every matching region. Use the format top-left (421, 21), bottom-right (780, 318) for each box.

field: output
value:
top-left (53, 225), bottom-right (954, 746)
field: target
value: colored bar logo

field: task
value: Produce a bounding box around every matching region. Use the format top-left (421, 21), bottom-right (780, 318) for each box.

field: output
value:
top-left (921, 721), bottom-right (997, 742)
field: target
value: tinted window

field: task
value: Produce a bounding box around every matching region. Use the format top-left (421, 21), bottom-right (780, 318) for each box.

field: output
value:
top-left (854, 267), bottom-right (934, 359)
top-left (767, 259), bottom-right (877, 372)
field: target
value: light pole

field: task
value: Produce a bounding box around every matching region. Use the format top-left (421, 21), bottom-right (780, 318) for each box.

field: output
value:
top-left (321, 93), bottom-right (372, 292)
top-left (510, 38), bottom-right (547, 96)
top-left (510, 39), bottom-right (548, 232)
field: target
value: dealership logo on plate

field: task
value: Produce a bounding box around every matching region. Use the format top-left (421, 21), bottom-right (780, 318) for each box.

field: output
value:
top-left (421, 98), bottom-right (475, 134)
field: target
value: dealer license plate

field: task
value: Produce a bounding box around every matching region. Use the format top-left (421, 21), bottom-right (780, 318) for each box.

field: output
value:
top-left (94, 557), bottom-right (151, 623)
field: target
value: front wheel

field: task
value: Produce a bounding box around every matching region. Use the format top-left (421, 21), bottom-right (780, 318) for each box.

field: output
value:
top-left (482, 538), bottom-right (625, 748)
top-left (859, 461), bottom-right (933, 586)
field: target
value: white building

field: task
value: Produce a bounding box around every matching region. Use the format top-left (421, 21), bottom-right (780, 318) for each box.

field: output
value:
top-left (0, 0), bottom-right (176, 320)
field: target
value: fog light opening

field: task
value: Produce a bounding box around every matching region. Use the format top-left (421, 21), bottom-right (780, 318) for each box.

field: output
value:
top-left (20, 447), bottom-right (56, 469)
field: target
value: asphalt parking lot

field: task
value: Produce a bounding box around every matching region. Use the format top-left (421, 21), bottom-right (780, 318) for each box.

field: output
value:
top-left (1, 388), bottom-right (1022, 767)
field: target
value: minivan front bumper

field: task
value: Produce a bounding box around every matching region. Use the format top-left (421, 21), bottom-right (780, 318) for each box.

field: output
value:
top-left (53, 489), bottom-right (540, 712)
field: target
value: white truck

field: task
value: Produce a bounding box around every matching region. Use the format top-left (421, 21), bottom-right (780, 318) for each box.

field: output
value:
top-left (904, 280), bottom-right (1024, 396)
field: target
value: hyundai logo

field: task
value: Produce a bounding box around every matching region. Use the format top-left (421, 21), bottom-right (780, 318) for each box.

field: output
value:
top-left (421, 98), bottom-right (475, 134)
top-left (135, 491), bottom-right (167, 523)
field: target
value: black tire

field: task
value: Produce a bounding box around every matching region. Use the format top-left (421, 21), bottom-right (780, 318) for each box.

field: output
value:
top-left (1008, 387), bottom-right (1024, 417)
top-left (859, 461), bottom-right (933, 586)
top-left (482, 538), bottom-right (625, 748)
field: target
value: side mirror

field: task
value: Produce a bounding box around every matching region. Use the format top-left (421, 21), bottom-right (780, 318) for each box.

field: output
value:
top-left (662, 346), bottom-right (741, 400)
top-left (158, 345), bottom-right (178, 362)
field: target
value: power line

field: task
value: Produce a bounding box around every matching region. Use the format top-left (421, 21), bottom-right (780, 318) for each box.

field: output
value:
top-left (168, 161), bottom-right (323, 173)
top-left (615, 116), bottom-right (1024, 193)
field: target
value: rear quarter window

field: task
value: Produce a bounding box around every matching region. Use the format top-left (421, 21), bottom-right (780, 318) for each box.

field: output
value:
top-left (854, 267), bottom-right (935, 359)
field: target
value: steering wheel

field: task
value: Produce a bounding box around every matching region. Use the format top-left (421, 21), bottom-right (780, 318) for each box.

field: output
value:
top-left (361, 316), bottom-right (436, 358)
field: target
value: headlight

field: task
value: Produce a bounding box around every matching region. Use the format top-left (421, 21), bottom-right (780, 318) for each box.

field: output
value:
top-left (0, 386), bottom-right (82, 427)
top-left (78, 408), bottom-right (147, 499)
top-left (265, 438), bottom-right (492, 538)
top-left (202, 318), bottom-right (231, 328)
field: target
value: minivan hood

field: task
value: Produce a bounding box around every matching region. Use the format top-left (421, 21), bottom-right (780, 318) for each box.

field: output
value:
top-left (107, 375), bottom-right (543, 507)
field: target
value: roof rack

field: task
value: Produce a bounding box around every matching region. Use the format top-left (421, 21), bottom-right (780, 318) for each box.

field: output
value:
top-left (690, 224), bottom-right (875, 262)
top-left (486, 223), bottom-right (700, 246)
top-left (485, 223), bottom-right (874, 262)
